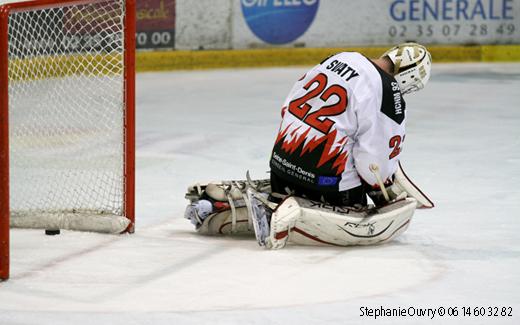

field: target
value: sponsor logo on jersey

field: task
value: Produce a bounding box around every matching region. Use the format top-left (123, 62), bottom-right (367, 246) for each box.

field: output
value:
top-left (318, 176), bottom-right (338, 186)
top-left (241, 0), bottom-right (319, 45)
top-left (270, 125), bottom-right (348, 190)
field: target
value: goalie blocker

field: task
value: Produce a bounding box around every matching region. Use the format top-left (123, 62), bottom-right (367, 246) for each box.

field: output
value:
top-left (184, 164), bottom-right (433, 249)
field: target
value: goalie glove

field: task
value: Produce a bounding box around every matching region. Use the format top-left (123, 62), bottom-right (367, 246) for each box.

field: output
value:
top-left (368, 162), bottom-right (434, 209)
top-left (367, 184), bottom-right (408, 207)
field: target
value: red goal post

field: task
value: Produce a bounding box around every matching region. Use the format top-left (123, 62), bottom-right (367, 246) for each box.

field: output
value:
top-left (0, 0), bottom-right (135, 281)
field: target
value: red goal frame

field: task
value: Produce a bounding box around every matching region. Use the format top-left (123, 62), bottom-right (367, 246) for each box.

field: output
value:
top-left (0, 0), bottom-right (136, 281)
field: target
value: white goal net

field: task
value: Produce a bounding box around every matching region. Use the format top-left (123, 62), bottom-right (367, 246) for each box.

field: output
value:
top-left (3, 0), bottom-right (134, 234)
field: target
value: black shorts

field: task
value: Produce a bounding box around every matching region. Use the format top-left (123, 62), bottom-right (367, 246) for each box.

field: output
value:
top-left (270, 171), bottom-right (367, 207)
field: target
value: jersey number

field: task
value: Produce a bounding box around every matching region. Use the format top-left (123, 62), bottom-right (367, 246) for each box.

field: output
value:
top-left (288, 73), bottom-right (348, 134)
top-left (389, 135), bottom-right (402, 159)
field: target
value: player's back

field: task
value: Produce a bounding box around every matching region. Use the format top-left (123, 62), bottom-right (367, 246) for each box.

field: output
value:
top-left (271, 52), bottom-right (405, 193)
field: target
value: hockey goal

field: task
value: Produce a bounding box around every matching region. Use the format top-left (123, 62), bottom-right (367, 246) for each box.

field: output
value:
top-left (0, 0), bottom-right (135, 281)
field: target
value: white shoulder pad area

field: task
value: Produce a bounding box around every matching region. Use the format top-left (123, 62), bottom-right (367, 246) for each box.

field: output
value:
top-left (267, 196), bottom-right (417, 249)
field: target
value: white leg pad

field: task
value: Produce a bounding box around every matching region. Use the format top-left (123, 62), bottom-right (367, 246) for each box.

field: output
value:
top-left (268, 197), bottom-right (417, 249)
top-left (197, 207), bottom-right (254, 236)
top-left (394, 162), bottom-right (434, 209)
top-left (267, 197), bottom-right (302, 249)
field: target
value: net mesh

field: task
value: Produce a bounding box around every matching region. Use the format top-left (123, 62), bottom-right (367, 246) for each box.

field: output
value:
top-left (7, 0), bottom-right (128, 230)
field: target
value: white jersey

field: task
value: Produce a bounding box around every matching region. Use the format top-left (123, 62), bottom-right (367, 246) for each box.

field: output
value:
top-left (270, 52), bottom-right (406, 192)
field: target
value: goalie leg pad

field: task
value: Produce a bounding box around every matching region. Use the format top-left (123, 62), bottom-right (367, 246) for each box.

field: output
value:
top-left (185, 178), bottom-right (271, 202)
top-left (264, 196), bottom-right (301, 249)
top-left (197, 207), bottom-right (254, 235)
top-left (184, 177), bottom-right (272, 235)
top-left (268, 197), bottom-right (417, 249)
top-left (393, 162), bottom-right (434, 209)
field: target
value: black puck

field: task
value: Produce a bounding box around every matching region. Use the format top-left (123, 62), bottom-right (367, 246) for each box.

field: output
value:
top-left (45, 229), bottom-right (60, 236)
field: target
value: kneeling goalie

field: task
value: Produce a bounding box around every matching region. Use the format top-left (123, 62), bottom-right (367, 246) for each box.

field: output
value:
top-left (184, 43), bottom-right (434, 249)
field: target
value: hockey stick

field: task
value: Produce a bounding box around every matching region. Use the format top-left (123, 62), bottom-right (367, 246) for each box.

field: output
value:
top-left (369, 164), bottom-right (390, 202)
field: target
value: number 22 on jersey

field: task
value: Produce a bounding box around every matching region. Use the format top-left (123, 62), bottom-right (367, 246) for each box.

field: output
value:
top-left (288, 73), bottom-right (348, 134)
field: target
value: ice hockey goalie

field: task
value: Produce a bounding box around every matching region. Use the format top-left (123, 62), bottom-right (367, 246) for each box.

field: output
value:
top-left (184, 164), bottom-right (433, 250)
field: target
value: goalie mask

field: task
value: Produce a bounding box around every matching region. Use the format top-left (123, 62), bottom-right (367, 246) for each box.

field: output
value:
top-left (382, 43), bottom-right (432, 95)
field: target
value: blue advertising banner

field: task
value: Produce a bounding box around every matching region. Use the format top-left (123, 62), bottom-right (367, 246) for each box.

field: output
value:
top-left (231, 0), bottom-right (519, 49)
top-left (240, 0), bottom-right (319, 45)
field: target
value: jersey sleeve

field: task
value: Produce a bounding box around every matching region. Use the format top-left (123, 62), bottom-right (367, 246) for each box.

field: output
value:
top-left (352, 81), bottom-right (405, 187)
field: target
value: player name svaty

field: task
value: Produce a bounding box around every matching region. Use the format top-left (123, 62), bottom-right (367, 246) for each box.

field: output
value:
top-left (324, 59), bottom-right (360, 82)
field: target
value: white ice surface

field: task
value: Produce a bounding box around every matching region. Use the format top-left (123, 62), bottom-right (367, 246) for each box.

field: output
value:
top-left (1, 63), bottom-right (519, 324)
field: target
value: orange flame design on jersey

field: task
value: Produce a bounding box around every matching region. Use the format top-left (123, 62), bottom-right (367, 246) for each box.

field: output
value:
top-left (275, 124), bottom-right (349, 175)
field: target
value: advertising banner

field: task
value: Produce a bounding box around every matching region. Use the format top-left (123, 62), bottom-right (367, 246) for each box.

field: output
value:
top-left (240, 0), bottom-right (319, 45)
top-left (136, 0), bottom-right (176, 49)
top-left (174, 0), bottom-right (232, 50)
top-left (232, 0), bottom-right (520, 48)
